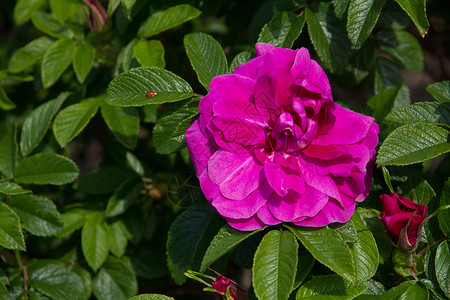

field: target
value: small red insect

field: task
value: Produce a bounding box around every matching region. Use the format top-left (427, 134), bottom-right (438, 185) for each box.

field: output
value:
top-left (145, 90), bottom-right (157, 98)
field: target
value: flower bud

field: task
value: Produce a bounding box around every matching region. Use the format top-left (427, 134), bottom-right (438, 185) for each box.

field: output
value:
top-left (379, 193), bottom-right (427, 253)
top-left (84, 0), bottom-right (107, 32)
top-left (211, 276), bottom-right (238, 300)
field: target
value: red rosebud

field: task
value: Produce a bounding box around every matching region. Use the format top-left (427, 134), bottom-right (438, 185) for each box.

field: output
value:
top-left (211, 276), bottom-right (238, 300)
top-left (379, 193), bottom-right (427, 252)
top-left (84, 0), bottom-right (107, 32)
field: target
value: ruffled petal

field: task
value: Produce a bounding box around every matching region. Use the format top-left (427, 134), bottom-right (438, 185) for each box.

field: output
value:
top-left (208, 150), bottom-right (264, 200)
top-left (224, 215), bottom-right (267, 231)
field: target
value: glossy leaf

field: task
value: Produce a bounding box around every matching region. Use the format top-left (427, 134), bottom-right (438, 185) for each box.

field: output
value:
top-left (49, 0), bottom-right (71, 23)
top-left (105, 179), bottom-right (142, 218)
top-left (0, 182), bottom-right (31, 195)
top-left (347, 0), bottom-right (386, 46)
top-left (253, 230), bottom-right (298, 300)
top-left (129, 295), bottom-right (174, 300)
top-left (367, 83), bottom-right (404, 124)
top-left (435, 242), bottom-right (450, 298)
top-left (286, 225), bottom-right (356, 282)
top-left (133, 40), bottom-right (165, 68)
top-left (57, 208), bottom-right (90, 238)
top-left (32, 11), bottom-right (74, 39)
top-left (41, 38), bottom-right (76, 88)
top-left (0, 202), bottom-right (25, 250)
top-left (229, 51), bottom-right (253, 73)
top-left (201, 224), bottom-right (263, 272)
top-left (82, 214), bottom-right (110, 272)
top-left (9, 194), bottom-right (63, 237)
top-left (394, 0), bottom-right (429, 37)
top-left (386, 101), bottom-right (450, 126)
top-left (14, 153), bottom-right (79, 185)
top-left (138, 4), bottom-right (201, 38)
top-left (92, 256), bottom-right (138, 300)
top-left (13, 0), bottom-right (45, 25)
top-left (106, 67), bottom-right (193, 107)
top-left (0, 123), bottom-right (17, 177)
top-left (167, 205), bottom-right (215, 284)
top-left (377, 123), bottom-right (450, 166)
top-left (427, 81), bottom-right (450, 103)
top-left (438, 178), bottom-right (450, 237)
top-left (109, 221), bottom-right (128, 257)
top-left (375, 30), bottom-right (423, 71)
top-left (8, 37), bottom-right (54, 73)
top-left (0, 87), bottom-right (15, 111)
top-left (101, 103), bottom-right (139, 149)
top-left (152, 99), bottom-right (199, 154)
top-left (20, 92), bottom-right (70, 156)
top-left (53, 96), bottom-right (103, 147)
top-left (333, 0), bottom-right (351, 19)
top-left (305, 2), bottom-right (351, 73)
top-left (296, 275), bottom-right (366, 299)
top-left (258, 10), bottom-right (305, 48)
top-left (73, 43), bottom-right (95, 83)
top-left (27, 260), bottom-right (86, 300)
top-left (184, 33), bottom-right (228, 91)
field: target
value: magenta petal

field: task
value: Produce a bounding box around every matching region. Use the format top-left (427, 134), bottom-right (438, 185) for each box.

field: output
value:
top-left (185, 120), bottom-right (218, 177)
top-left (313, 105), bottom-right (375, 146)
top-left (265, 160), bottom-right (287, 197)
top-left (255, 43), bottom-right (275, 56)
top-left (302, 168), bottom-right (341, 201)
top-left (256, 204), bottom-right (282, 225)
top-left (210, 180), bottom-right (271, 219)
top-left (290, 48), bottom-right (310, 80)
top-left (267, 192), bottom-right (302, 221)
top-left (224, 215), bottom-right (267, 231)
top-left (208, 150), bottom-right (264, 200)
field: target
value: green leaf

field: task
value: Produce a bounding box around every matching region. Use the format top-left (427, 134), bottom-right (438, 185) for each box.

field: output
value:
top-left (0, 182), bottom-right (31, 195)
top-left (105, 179), bottom-right (142, 218)
top-left (413, 180), bottom-right (436, 205)
top-left (13, 0), bottom-right (45, 25)
top-left (305, 2), bottom-right (352, 73)
top-left (0, 282), bottom-right (8, 300)
top-left (14, 153), bottom-right (79, 185)
top-left (377, 123), bottom-right (450, 166)
top-left (27, 260), bottom-right (85, 300)
top-left (108, 221), bottom-right (128, 257)
top-left (377, 1), bottom-right (411, 30)
top-left (41, 38), bottom-right (76, 88)
top-left (152, 99), bottom-right (199, 154)
top-left (9, 194), bottom-right (63, 237)
top-left (8, 37), bottom-right (54, 73)
top-left (82, 214), bottom-right (110, 272)
top-left (0, 87), bottom-right (15, 111)
top-left (53, 96), bottom-right (103, 147)
top-left (184, 32), bottom-right (228, 91)
top-left (133, 40), bottom-right (165, 68)
top-left (100, 103), bottom-right (139, 149)
top-left (73, 43), bottom-right (95, 84)
top-left (258, 10), bottom-right (305, 48)
top-left (115, 40), bottom-right (137, 75)
top-left (0, 122), bottom-right (17, 177)
top-left (108, 0), bottom-right (121, 16)
top-left (92, 256), bottom-right (138, 300)
top-left (427, 81), bottom-right (450, 103)
top-left (435, 242), bottom-right (450, 298)
top-left (386, 101), bottom-right (450, 126)
top-left (347, 0), bottom-right (386, 46)
top-left (296, 274), bottom-right (367, 299)
top-left (106, 67), bottom-right (193, 107)
top-left (293, 253), bottom-right (315, 289)
top-left (20, 92), bottom-right (70, 156)
top-left (200, 224), bottom-right (263, 272)
top-left (122, 0), bottom-right (136, 17)
top-left (129, 295), bottom-right (174, 300)
top-left (367, 83), bottom-right (404, 124)
top-left (49, 0), bottom-right (72, 23)
top-left (0, 202), bottom-right (25, 250)
top-left (350, 214), bottom-right (379, 281)
top-left (396, 283), bottom-right (429, 299)
top-left (31, 11), bottom-right (73, 39)
top-left (57, 208), bottom-right (90, 237)
top-left (138, 4), bottom-right (201, 38)
top-left (253, 230), bottom-right (298, 300)
top-left (374, 57), bottom-right (410, 108)
top-left (167, 205), bottom-right (215, 284)
top-left (74, 167), bottom-right (136, 194)
top-left (333, 0), bottom-right (351, 19)
top-left (375, 30), bottom-right (423, 71)
top-left (285, 225), bottom-right (356, 282)
top-left (229, 51), bottom-right (253, 73)
top-left (438, 178), bottom-right (450, 237)
top-left (394, 0), bottom-right (429, 37)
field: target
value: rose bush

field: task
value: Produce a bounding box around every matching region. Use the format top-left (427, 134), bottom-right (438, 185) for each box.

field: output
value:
top-left (186, 43), bottom-right (379, 230)
top-left (379, 193), bottom-right (427, 251)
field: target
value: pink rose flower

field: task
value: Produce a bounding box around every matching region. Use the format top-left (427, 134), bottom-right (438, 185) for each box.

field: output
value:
top-left (185, 44), bottom-right (379, 230)
top-left (379, 193), bottom-right (427, 251)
